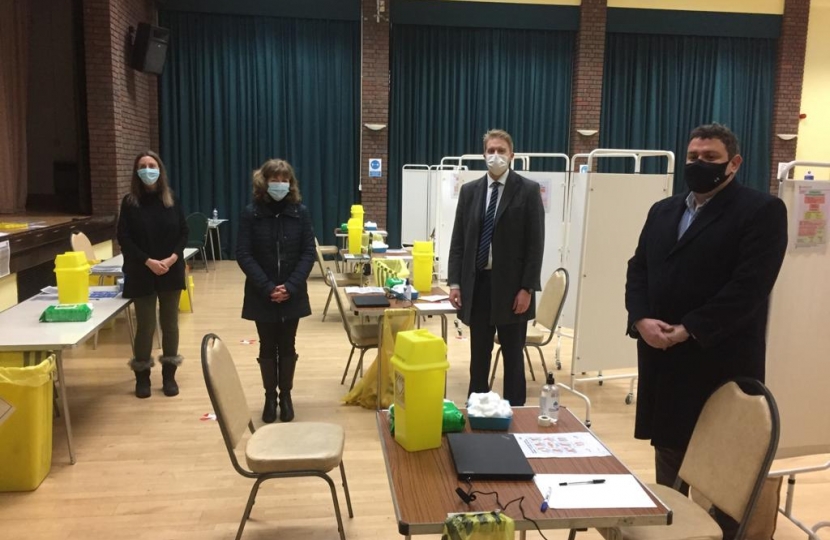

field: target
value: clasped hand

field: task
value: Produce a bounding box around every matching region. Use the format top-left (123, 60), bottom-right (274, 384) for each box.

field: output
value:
top-left (145, 254), bottom-right (178, 276)
top-left (270, 285), bottom-right (290, 303)
top-left (635, 319), bottom-right (689, 350)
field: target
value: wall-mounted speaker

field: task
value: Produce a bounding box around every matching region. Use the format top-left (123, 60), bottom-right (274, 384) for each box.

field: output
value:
top-left (131, 22), bottom-right (169, 75)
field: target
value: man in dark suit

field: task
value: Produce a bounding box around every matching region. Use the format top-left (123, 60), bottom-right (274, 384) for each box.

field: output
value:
top-left (625, 123), bottom-right (787, 533)
top-left (448, 129), bottom-right (545, 406)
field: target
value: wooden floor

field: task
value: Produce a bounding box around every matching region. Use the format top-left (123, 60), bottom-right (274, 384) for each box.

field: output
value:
top-left (1, 261), bottom-right (827, 539)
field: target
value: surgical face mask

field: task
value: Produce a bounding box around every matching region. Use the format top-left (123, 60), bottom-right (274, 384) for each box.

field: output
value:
top-left (486, 153), bottom-right (509, 177)
top-left (137, 167), bottom-right (160, 185)
top-left (684, 160), bottom-right (731, 194)
top-left (267, 182), bottom-right (290, 201)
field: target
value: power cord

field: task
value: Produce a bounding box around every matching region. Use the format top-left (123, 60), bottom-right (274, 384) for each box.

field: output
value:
top-left (454, 478), bottom-right (550, 540)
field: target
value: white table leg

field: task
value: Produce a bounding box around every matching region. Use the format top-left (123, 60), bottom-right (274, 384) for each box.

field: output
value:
top-left (54, 350), bottom-right (76, 464)
top-left (216, 227), bottom-right (224, 261)
top-left (208, 228), bottom-right (217, 268)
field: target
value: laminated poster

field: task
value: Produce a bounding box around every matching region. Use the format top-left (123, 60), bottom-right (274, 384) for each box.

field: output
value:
top-left (796, 184), bottom-right (830, 249)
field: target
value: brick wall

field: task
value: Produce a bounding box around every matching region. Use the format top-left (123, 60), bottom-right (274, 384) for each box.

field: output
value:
top-left (569, 0), bottom-right (607, 159)
top-left (769, 0), bottom-right (810, 193)
top-left (83, 0), bottom-right (158, 217)
top-left (360, 0), bottom-right (390, 229)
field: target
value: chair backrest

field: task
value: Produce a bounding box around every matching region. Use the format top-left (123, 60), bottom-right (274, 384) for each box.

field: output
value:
top-left (201, 334), bottom-right (253, 454)
top-left (328, 268), bottom-right (361, 343)
top-left (679, 379), bottom-right (780, 539)
top-left (315, 238), bottom-right (330, 284)
top-left (535, 268), bottom-right (569, 334)
top-left (186, 213), bottom-right (209, 246)
top-left (70, 232), bottom-right (96, 261)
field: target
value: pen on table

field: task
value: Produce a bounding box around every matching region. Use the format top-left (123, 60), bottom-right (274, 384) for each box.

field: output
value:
top-left (540, 486), bottom-right (552, 512)
top-left (559, 479), bottom-right (606, 486)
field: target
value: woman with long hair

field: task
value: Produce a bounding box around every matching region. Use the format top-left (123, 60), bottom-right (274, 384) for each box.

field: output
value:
top-left (117, 150), bottom-right (188, 398)
top-left (237, 159), bottom-right (316, 422)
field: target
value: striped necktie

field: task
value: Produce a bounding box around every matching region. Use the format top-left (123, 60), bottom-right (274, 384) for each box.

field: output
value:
top-left (476, 182), bottom-right (501, 270)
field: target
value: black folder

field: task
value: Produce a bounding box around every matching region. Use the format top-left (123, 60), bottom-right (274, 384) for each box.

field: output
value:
top-left (352, 294), bottom-right (390, 308)
top-left (447, 433), bottom-right (535, 481)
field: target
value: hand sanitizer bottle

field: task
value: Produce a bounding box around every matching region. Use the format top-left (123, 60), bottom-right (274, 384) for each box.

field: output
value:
top-left (805, 171), bottom-right (815, 181)
top-left (539, 372), bottom-right (560, 424)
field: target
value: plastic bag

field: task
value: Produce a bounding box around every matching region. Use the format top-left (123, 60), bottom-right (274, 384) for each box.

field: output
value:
top-left (442, 512), bottom-right (515, 540)
top-left (389, 400), bottom-right (466, 435)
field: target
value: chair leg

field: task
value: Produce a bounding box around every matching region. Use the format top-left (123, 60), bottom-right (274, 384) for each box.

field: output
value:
top-left (236, 477), bottom-right (265, 540)
top-left (340, 461), bottom-right (354, 518)
top-left (202, 248), bottom-right (209, 273)
top-left (533, 345), bottom-right (549, 377)
top-left (525, 346), bottom-right (536, 382)
top-left (321, 472), bottom-right (348, 540)
top-left (489, 347), bottom-right (502, 390)
top-left (323, 288), bottom-right (333, 322)
top-left (350, 348), bottom-right (368, 391)
top-left (341, 346), bottom-right (356, 385)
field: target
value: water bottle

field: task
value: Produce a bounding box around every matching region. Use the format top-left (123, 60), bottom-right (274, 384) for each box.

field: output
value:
top-left (212, 208), bottom-right (219, 220)
top-left (539, 372), bottom-right (560, 424)
top-left (805, 171), bottom-right (815, 181)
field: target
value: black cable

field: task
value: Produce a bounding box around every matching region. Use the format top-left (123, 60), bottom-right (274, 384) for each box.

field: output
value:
top-left (458, 479), bottom-right (550, 540)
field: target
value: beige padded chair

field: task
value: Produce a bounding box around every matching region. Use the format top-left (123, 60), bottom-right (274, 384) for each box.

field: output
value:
top-left (316, 237), bottom-right (341, 272)
top-left (328, 268), bottom-right (380, 390)
top-left (316, 241), bottom-right (361, 321)
top-left (200, 334), bottom-right (353, 540)
top-left (489, 268), bottom-right (569, 388)
top-left (70, 231), bottom-right (97, 260)
top-left (593, 378), bottom-right (780, 540)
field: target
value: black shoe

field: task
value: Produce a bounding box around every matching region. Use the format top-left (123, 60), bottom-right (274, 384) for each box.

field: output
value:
top-left (279, 394), bottom-right (294, 422)
top-left (263, 393), bottom-right (278, 423)
top-left (161, 364), bottom-right (179, 397)
top-left (135, 370), bottom-right (151, 399)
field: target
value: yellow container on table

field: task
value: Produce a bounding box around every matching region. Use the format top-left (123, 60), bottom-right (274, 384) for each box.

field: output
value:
top-left (54, 252), bottom-right (90, 304)
top-left (412, 241), bottom-right (434, 293)
top-left (391, 329), bottom-right (448, 452)
top-left (348, 217), bottom-right (363, 255)
top-left (0, 357), bottom-right (55, 491)
top-left (350, 204), bottom-right (364, 221)
top-left (179, 275), bottom-right (195, 312)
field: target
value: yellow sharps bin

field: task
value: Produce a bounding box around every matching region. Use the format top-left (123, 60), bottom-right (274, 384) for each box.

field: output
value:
top-left (391, 329), bottom-right (448, 452)
top-left (54, 251), bottom-right (90, 304)
top-left (0, 356), bottom-right (55, 491)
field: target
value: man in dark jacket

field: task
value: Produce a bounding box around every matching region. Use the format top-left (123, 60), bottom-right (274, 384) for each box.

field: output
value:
top-left (625, 123), bottom-right (787, 533)
top-left (448, 129), bottom-right (545, 406)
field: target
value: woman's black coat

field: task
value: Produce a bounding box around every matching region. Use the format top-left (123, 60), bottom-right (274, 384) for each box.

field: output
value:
top-left (236, 199), bottom-right (316, 322)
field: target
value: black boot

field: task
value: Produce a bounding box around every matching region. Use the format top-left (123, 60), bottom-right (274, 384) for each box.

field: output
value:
top-left (160, 359), bottom-right (182, 397)
top-left (278, 354), bottom-right (297, 422)
top-left (129, 358), bottom-right (153, 399)
top-left (258, 357), bottom-right (278, 423)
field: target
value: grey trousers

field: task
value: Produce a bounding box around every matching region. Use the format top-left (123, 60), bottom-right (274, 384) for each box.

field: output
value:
top-left (132, 290), bottom-right (182, 362)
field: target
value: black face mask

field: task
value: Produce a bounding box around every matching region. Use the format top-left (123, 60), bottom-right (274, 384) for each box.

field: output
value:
top-left (685, 160), bottom-right (731, 194)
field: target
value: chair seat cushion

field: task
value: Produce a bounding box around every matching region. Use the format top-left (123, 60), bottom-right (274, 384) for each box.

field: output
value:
top-left (599, 484), bottom-right (722, 540)
top-left (319, 245), bottom-right (339, 256)
top-left (347, 320), bottom-right (380, 346)
top-left (246, 422), bottom-right (345, 474)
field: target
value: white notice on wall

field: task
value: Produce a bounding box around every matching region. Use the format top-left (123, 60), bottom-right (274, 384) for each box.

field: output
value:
top-left (369, 159), bottom-right (382, 178)
top-left (795, 184), bottom-right (830, 249)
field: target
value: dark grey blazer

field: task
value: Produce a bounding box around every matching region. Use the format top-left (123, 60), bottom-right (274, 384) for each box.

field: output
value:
top-left (448, 169), bottom-right (545, 326)
top-left (625, 179), bottom-right (787, 449)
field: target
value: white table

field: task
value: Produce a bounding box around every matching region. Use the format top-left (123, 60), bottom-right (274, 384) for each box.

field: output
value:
top-left (0, 286), bottom-right (133, 464)
top-left (91, 248), bottom-right (198, 312)
top-left (207, 218), bottom-right (228, 264)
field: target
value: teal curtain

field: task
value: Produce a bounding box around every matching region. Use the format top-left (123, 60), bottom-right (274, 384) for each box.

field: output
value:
top-left (159, 11), bottom-right (359, 256)
top-left (388, 25), bottom-right (574, 246)
top-left (600, 34), bottom-right (776, 193)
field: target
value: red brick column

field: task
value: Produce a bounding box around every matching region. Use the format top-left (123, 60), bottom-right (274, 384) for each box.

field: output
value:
top-left (360, 0), bottom-right (390, 229)
top-left (83, 0), bottom-right (158, 217)
top-left (769, 0), bottom-right (810, 193)
top-left (569, 0), bottom-right (607, 160)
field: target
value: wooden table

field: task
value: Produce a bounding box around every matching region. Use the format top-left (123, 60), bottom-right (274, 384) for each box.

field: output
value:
top-left (0, 286), bottom-right (133, 464)
top-left (377, 406), bottom-right (671, 539)
top-left (348, 286), bottom-right (454, 341)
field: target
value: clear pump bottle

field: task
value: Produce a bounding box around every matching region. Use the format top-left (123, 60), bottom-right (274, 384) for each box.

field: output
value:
top-left (539, 371), bottom-right (560, 424)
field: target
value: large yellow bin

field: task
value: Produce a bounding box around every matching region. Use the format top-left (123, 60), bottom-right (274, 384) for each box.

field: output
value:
top-left (391, 329), bottom-right (448, 452)
top-left (411, 241), bottom-right (434, 293)
top-left (54, 251), bottom-right (90, 304)
top-left (0, 356), bottom-right (55, 492)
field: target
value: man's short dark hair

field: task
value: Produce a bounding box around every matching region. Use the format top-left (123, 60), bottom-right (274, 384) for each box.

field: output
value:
top-left (689, 123), bottom-right (740, 158)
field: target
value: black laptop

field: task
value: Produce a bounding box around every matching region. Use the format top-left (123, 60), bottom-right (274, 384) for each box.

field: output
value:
top-left (352, 294), bottom-right (390, 308)
top-left (447, 433), bottom-right (535, 481)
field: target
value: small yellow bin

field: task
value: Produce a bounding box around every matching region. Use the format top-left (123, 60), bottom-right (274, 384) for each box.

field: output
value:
top-left (54, 252), bottom-right (90, 304)
top-left (411, 240), bottom-right (434, 293)
top-left (179, 275), bottom-right (195, 312)
top-left (0, 356), bottom-right (55, 492)
top-left (391, 329), bottom-right (448, 452)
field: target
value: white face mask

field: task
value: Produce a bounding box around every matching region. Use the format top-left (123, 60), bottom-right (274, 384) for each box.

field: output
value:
top-left (486, 153), bottom-right (509, 177)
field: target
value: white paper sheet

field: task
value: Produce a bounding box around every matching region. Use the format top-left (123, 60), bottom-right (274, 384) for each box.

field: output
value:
top-left (418, 294), bottom-right (450, 302)
top-left (534, 474), bottom-right (657, 509)
top-left (344, 286), bottom-right (385, 294)
top-left (414, 302), bottom-right (455, 312)
top-left (514, 432), bottom-right (611, 458)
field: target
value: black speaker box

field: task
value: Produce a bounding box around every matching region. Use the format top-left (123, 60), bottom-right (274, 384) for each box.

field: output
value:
top-left (131, 22), bottom-right (169, 75)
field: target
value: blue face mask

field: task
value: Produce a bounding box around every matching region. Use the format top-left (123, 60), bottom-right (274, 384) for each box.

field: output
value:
top-left (267, 182), bottom-right (290, 201)
top-left (137, 168), bottom-right (160, 185)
